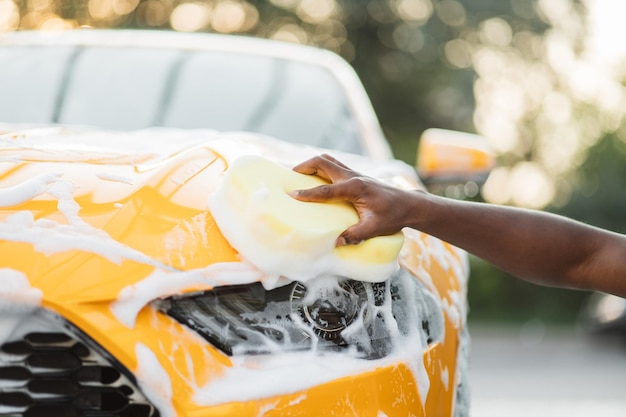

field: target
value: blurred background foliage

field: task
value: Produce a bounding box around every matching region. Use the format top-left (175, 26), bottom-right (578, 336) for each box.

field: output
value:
top-left (3, 0), bottom-right (625, 324)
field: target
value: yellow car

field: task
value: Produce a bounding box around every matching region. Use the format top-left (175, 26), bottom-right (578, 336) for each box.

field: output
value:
top-left (0, 30), bottom-right (491, 417)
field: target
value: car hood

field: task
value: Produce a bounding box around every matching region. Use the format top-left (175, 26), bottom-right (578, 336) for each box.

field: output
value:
top-left (0, 127), bottom-right (418, 308)
top-left (0, 127), bottom-right (470, 417)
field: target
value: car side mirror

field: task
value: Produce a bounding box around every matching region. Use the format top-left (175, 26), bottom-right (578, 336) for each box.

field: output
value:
top-left (416, 128), bottom-right (495, 196)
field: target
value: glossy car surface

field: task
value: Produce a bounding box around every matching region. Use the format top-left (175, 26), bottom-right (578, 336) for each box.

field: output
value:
top-left (0, 30), bottom-right (471, 417)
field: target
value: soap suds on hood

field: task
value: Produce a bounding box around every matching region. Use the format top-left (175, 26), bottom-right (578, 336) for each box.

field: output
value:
top-left (0, 210), bottom-right (168, 270)
top-left (0, 268), bottom-right (42, 312)
top-left (0, 171), bottom-right (169, 270)
top-left (96, 172), bottom-right (135, 185)
top-left (0, 269), bottom-right (44, 345)
top-left (111, 261), bottom-right (264, 328)
top-left (1, 127), bottom-right (217, 164)
top-left (0, 172), bottom-right (62, 207)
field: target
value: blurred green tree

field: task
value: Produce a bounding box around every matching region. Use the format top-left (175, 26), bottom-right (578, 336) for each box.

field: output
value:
top-left (556, 132), bottom-right (626, 234)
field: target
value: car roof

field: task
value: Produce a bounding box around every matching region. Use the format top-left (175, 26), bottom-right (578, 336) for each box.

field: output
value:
top-left (0, 30), bottom-right (393, 160)
top-left (1, 29), bottom-right (332, 62)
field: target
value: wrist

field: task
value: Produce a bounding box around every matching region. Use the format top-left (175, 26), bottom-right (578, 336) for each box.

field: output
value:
top-left (402, 189), bottom-right (438, 230)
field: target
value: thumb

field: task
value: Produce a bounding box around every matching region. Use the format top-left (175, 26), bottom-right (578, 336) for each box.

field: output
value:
top-left (335, 223), bottom-right (373, 247)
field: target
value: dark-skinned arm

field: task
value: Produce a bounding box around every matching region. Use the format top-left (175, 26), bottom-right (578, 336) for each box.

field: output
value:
top-left (290, 154), bottom-right (626, 298)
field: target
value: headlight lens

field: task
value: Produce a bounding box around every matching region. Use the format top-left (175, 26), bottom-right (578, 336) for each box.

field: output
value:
top-left (292, 279), bottom-right (374, 342)
top-left (157, 269), bottom-right (445, 360)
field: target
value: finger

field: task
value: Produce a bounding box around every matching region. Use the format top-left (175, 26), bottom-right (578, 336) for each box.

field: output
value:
top-left (319, 154), bottom-right (351, 170)
top-left (336, 214), bottom-right (402, 246)
top-left (290, 181), bottom-right (358, 203)
top-left (336, 224), bottom-right (370, 246)
top-left (292, 154), bottom-right (351, 182)
top-left (292, 155), bottom-right (330, 176)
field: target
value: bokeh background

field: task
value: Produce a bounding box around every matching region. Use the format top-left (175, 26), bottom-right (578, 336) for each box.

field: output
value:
top-left (3, 0), bottom-right (625, 325)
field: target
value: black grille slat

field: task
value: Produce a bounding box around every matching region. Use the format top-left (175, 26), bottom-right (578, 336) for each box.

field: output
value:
top-left (22, 404), bottom-right (80, 417)
top-left (0, 366), bottom-right (30, 380)
top-left (25, 333), bottom-right (72, 345)
top-left (74, 366), bottom-right (121, 384)
top-left (118, 403), bottom-right (154, 417)
top-left (0, 329), bottom-right (159, 417)
top-left (26, 351), bottom-right (82, 370)
top-left (70, 343), bottom-right (90, 359)
top-left (1, 341), bottom-right (31, 355)
top-left (28, 378), bottom-right (81, 395)
top-left (0, 392), bottom-right (31, 407)
top-left (20, 402), bottom-right (154, 417)
top-left (72, 390), bottom-right (129, 412)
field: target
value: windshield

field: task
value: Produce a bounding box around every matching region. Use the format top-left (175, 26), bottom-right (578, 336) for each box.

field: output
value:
top-left (0, 45), bottom-right (364, 154)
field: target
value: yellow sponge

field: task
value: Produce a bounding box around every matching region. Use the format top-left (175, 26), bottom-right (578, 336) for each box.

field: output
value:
top-left (208, 155), bottom-right (404, 282)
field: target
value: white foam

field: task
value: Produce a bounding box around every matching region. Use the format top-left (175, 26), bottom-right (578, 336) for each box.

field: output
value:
top-left (0, 172), bottom-right (62, 207)
top-left (194, 339), bottom-right (432, 410)
top-left (442, 293), bottom-right (462, 328)
top-left (96, 172), bottom-right (135, 185)
top-left (0, 210), bottom-right (167, 269)
top-left (287, 395), bottom-right (307, 406)
top-left (162, 214), bottom-right (212, 269)
top-left (0, 313), bottom-right (25, 347)
top-left (0, 170), bottom-right (171, 269)
top-left (194, 351), bottom-right (386, 405)
top-left (47, 180), bottom-right (85, 226)
top-left (189, 270), bottom-right (436, 409)
top-left (0, 169), bottom-right (167, 270)
top-left (453, 326), bottom-right (471, 417)
top-left (441, 366), bottom-right (449, 391)
top-left (111, 262), bottom-right (263, 328)
top-left (0, 268), bottom-right (42, 312)
top-left (0, 269), bottom-right (43, 346)
top-left (256, 402), bottom-right (279, 417)
top-left (1, 127), bottom-right (217, 162)
top-left (135, 343), bottom-right (176, 417)
top-left (0, 155), bottom-right (22, 163)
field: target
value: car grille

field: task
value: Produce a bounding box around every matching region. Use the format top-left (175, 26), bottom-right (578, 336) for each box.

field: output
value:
top-left (0, 309), bottom-right (159, 417)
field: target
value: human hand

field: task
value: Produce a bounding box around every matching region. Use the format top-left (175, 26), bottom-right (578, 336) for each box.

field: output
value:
top-left (290, 154), bottom-right (419, 246)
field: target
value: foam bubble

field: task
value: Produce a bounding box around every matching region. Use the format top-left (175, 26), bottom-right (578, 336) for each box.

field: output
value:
top-left (0, 269), bottom-right (42, 312)
top-left (135, 343), bottom-right (176, 417)
top-left (96, 172), bottom-right (135, 185)
top-left (111, 262), bottom-right (263, 328)
top-left (0, 172), bottom-right (62, 207)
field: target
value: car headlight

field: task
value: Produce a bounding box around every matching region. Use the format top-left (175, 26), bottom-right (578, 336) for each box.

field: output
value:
top-left (156, 269), bottom-right (445, 360)
top-left (156, 276), bottom-right (391, 359)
